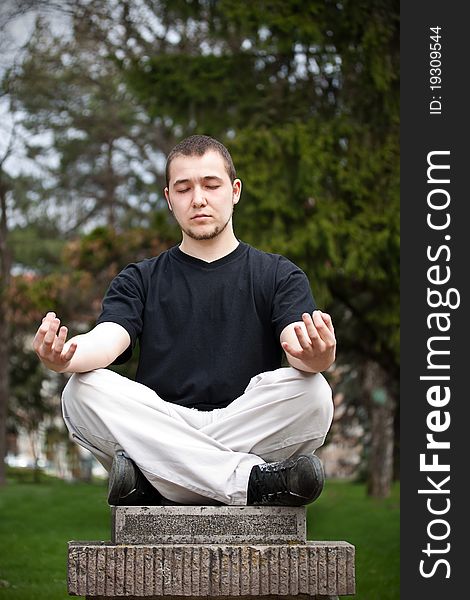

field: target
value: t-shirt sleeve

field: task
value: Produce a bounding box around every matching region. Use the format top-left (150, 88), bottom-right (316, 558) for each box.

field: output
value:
top-left (271, 257), bottom-right (316, 340)
top-left (95, 263), bottom-right (146, 364)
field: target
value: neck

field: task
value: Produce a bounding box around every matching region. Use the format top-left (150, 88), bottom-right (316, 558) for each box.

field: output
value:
top-left (179, 227), bottom-right (239, 263)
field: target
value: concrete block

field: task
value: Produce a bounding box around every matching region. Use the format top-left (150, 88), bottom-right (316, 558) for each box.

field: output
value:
top-left (86, 596), bottom-right (340, 599)
top-left (68, 541), bottom-right (356, 597)
top-left (112, 506), bottom-right (307, 545)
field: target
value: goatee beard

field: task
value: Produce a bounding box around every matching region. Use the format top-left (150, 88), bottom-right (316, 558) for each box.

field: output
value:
top-left (182, 213), bottom-right (232, 241)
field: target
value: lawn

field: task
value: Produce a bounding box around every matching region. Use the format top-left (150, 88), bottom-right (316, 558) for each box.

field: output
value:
top-left (0, 470), bottom-right (399, 600)
top-left (308, 479), bottom-right (400, 599)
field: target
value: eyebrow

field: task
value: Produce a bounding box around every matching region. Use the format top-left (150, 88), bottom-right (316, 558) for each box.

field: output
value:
top-left (173, 175), bottom-right (224, 187)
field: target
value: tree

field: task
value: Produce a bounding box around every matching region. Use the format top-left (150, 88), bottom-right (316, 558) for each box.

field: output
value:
top-left (10, 16), bottom-right (163, 232)
top-left (0, 3), bottom-right (178, 484)
top-left (8, 340), bottom-right (59, 481)
top-left (0, 64), bottom-right (32, 485)
top-left (0, 144), bottom-right (12, 486)
top-left (0, 1), bottom-right (67, 484)
top-left (1, 0), bottom-right (399, 496)
top-left (115, 0), bottom-right (399, 496)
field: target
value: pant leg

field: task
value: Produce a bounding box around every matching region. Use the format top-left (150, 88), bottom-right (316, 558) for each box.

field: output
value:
top-left (201, 367), bottom-right (334, 462)
top-left (61, 369), bottom-right (263, 505)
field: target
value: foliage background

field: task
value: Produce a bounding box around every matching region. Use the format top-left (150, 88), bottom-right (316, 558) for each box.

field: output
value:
top-left (0, 0), bottom-right (399, 596)
top-left (1, 0), bottom-right (399, 490)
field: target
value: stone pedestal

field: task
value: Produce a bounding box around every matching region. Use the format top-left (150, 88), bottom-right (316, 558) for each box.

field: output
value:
top-left (112, 506), bottom-right (306, 545)
top-left (67, 506), bottom-right (355, 598)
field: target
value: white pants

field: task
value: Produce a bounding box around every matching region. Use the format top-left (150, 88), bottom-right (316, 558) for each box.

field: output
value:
top-left (61, 367), bottom-right (333, 505)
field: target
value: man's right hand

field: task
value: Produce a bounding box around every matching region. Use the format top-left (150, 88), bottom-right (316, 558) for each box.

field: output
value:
top-left (33, 312), bottom-right (78, 373)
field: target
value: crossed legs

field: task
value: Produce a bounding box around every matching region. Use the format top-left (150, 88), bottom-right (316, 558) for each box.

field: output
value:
top-left (61, 367), bottom-right (333, 505)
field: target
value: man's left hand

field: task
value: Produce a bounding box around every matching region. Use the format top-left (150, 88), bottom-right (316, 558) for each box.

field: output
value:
top-left (280, 311), bottom-right (336, 373)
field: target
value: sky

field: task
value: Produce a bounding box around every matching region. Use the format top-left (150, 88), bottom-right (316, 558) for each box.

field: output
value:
top-left (0, 2), bottom-right (71, 175)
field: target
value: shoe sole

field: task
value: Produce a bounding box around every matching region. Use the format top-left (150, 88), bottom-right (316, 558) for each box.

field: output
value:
top-left (304, 454), bottom-right (325, 502)
top-left (283, 454), bottom-right (325, 505)
top-left (108, 452), bottom-right (134, 505)
top-left (108, 453), bottom-right (164, 507)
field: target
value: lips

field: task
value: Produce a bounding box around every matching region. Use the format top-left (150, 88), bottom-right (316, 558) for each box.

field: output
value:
top-left (191, 214), bottom-right (212, 220)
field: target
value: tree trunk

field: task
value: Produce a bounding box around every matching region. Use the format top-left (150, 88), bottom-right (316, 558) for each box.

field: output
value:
top-left (364, 361), bottom-right (395, 498)
top-left (0, 175), bottom-right (12, 487)
top-left (0, 313), bottom-right (9, 487)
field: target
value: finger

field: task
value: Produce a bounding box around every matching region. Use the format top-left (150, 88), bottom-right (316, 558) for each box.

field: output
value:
top-left (313, 311), bottom-right (335, 345)
top-left (302, 312), bottom-right (320, 342)
top-left (62, 341), bottom-right (77, 363)
top-left (42, 318), bottom-right (60, 348)
top-left (33, 321), bottom-right (50, 351)
top-left (52, 326), bottom-right (68, 356)
top-left (321, 312), bottom-right (335, 335)
top-left (281, 341), bottom-right (303, 359)
top-left (34, 313), bottom-right (57, 349)
top-left (294, 323), bottom-right (312, 350)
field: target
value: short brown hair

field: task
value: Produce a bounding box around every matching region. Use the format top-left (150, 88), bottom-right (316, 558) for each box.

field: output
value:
top-left (165, 135), bottom-right (236, 187)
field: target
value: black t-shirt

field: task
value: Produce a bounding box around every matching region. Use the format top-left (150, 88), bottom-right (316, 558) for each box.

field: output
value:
top-left (96, 242), bottom-right (316, 410)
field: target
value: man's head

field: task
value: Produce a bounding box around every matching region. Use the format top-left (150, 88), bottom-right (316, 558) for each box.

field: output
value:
top-left (164, 135), bottom-right (241, 244)
top-left (165, 135), bottom-right (236, 188)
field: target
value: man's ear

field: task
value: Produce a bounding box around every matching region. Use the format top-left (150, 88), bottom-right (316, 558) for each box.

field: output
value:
top-left (232, 179), bottom-right (242, 206)
top-left (164, 187), bottom-right (172, 211)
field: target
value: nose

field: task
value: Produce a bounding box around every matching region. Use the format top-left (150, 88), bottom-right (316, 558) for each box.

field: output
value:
top-left (192, 186), bottom-right (207, 208)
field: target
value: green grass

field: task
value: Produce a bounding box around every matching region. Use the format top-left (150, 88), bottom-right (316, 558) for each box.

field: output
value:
top-left (308, 479), bottom-right (400, 600)
top-left (0, 471), bottom-right (399, 600)
top-left (0, 471), bottom-right (109, 599)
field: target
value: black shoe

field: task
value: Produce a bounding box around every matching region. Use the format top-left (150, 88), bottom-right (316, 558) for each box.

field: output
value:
top-left (247, 454), bottom-right (325, 506)
top-left (108, 451), bottom-right (162, 506)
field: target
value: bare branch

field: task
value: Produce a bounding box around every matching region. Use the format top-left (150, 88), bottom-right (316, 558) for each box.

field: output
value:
top-left (0, 1), bottom-right (74, 32)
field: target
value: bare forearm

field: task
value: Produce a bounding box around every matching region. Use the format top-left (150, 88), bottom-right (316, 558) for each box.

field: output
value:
top-left (64, 333), bottom-right (122, 373)
top-left (33, 315), bottom-right (130, 374)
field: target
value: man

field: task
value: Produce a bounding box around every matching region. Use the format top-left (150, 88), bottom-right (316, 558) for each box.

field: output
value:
top-left (33, 135), bottom-right (335, 507)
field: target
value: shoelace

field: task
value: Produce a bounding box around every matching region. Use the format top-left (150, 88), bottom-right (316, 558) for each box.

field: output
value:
top-left (252, 461), bottom-right (291, 502)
